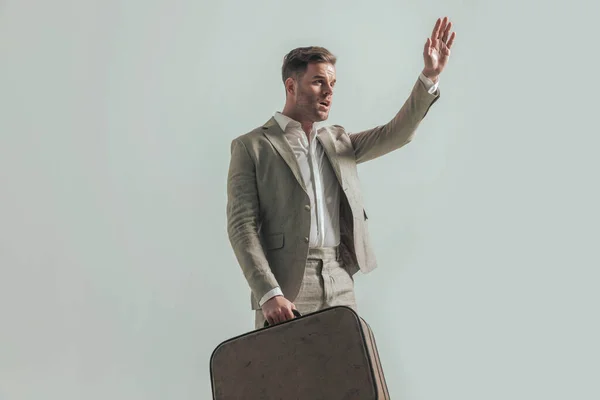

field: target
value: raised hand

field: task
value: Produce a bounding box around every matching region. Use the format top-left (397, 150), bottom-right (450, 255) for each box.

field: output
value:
top-left (422, 17), bottom-right (456, 82)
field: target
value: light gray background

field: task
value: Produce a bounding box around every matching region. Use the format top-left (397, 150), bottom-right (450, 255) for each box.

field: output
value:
top-left (1, 0), bottom-right (598, 399)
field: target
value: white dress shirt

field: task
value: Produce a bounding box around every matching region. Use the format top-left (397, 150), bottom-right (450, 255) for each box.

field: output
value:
top-left (258, 73), bottom-right (439, 306)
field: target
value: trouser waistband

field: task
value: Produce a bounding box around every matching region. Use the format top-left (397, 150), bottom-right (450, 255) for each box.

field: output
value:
top-left (307, 246), bottom-right (339, 261)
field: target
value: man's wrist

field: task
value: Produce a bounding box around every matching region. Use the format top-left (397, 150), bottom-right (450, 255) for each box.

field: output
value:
top-left (419, 71), bottom-right (440, 95)
top-left (421, 69), bottom-right (439, 83)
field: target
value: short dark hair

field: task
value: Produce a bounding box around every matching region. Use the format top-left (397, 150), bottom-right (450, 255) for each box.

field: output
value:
top-left (281, 46), bottom-right (337, 83)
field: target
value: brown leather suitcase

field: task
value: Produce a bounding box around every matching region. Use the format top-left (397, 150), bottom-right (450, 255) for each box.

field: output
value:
top-left (210, 306), bottom-right (390, 399)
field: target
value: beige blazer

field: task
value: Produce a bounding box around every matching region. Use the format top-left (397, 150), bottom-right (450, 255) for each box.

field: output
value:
top-left (226, 77), bottom-right (440, 310)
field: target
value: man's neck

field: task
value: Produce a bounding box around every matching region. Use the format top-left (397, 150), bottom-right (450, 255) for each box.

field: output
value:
top-left (280, 110), bottom-right (314, 137)
top-left (300, 122), bottom-right (314, 136)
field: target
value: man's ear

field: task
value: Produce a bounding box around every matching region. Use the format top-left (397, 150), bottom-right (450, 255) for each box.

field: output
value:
top-left (284, 77), bottom-right (296, 97)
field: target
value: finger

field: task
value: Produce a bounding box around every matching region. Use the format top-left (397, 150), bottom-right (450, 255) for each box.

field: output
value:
top-left (285, 307), bottom-right (294, 320)
top-left (440, 17), bottom-right (450, 39)
top-left (277, 309), bottom-right (288, 322)
top-left (423, 37), bottom-right (431, 55)
top-left (446, 32), bottom-right (456, 49)
top-left (266, 310), bottom-right (278, 325)
top-left (263, 310), bottom-right (272, 325)
top-left (442, 22), bottom-right (453, 42)
top-left (430, 18), bottom-right (441, 41)
top-left (433, 17), bottom-right (444, 40)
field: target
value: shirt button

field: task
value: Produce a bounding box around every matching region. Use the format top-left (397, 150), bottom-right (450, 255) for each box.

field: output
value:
top-left (304, 237), bottom-right (309, 243)
top-left (304, 204), bottom-right (311, 211)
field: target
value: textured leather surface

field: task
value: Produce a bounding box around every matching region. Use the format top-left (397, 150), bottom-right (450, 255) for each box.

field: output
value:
top-left (210, 306), bottom-right (389, 399)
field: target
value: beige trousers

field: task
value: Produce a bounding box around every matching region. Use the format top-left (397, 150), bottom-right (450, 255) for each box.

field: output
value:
top-left (255, 247), bottom-right (357, 330)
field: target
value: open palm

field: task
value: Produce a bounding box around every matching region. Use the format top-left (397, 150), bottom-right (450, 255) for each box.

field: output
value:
top-left (423, 17), bottom-right (456, 80)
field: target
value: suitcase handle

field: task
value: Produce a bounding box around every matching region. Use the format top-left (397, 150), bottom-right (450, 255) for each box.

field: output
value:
top-left (263, 309), bottom-right (302, 327)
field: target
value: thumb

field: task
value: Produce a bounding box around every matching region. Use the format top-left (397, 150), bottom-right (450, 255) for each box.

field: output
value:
top-left (423, 38), bottom-right (431, 55)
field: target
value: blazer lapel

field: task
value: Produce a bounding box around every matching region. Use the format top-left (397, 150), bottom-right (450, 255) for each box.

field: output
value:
top-left (316, 127), bottom-right (345, 190)
top-left (262, 117), bottom-right (308, 193)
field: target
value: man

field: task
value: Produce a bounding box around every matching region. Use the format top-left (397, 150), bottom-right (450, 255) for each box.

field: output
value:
top-left (227, 17), bottom-right (456, 329)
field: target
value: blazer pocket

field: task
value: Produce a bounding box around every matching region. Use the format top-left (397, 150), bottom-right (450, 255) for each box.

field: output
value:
top-left (265, 233), bottom-right (285, 250)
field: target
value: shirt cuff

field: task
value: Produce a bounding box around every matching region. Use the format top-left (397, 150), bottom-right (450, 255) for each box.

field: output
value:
top-left (259, 287), bottom-right (283, 307)
top-left (419, 72), bottom-right (439, 94)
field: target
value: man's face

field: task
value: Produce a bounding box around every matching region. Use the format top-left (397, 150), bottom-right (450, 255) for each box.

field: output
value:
top-left (290, 62), bottom-right (336, 123)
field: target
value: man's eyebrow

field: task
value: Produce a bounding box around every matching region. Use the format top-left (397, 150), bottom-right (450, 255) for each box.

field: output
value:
top-left (311, 75), bottom-right (336, 83)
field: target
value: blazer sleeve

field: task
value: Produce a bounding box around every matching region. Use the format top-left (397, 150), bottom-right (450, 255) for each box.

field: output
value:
top-left (349, 77), bottom-right (440, 164)
top-left (226, 138), bottom-right (280, 303)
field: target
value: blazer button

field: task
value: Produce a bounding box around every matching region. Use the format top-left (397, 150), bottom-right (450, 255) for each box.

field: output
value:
top-left (304, 237), bottom-right (309, 243)
top-left (304, 204), bottom-right (311, 211)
